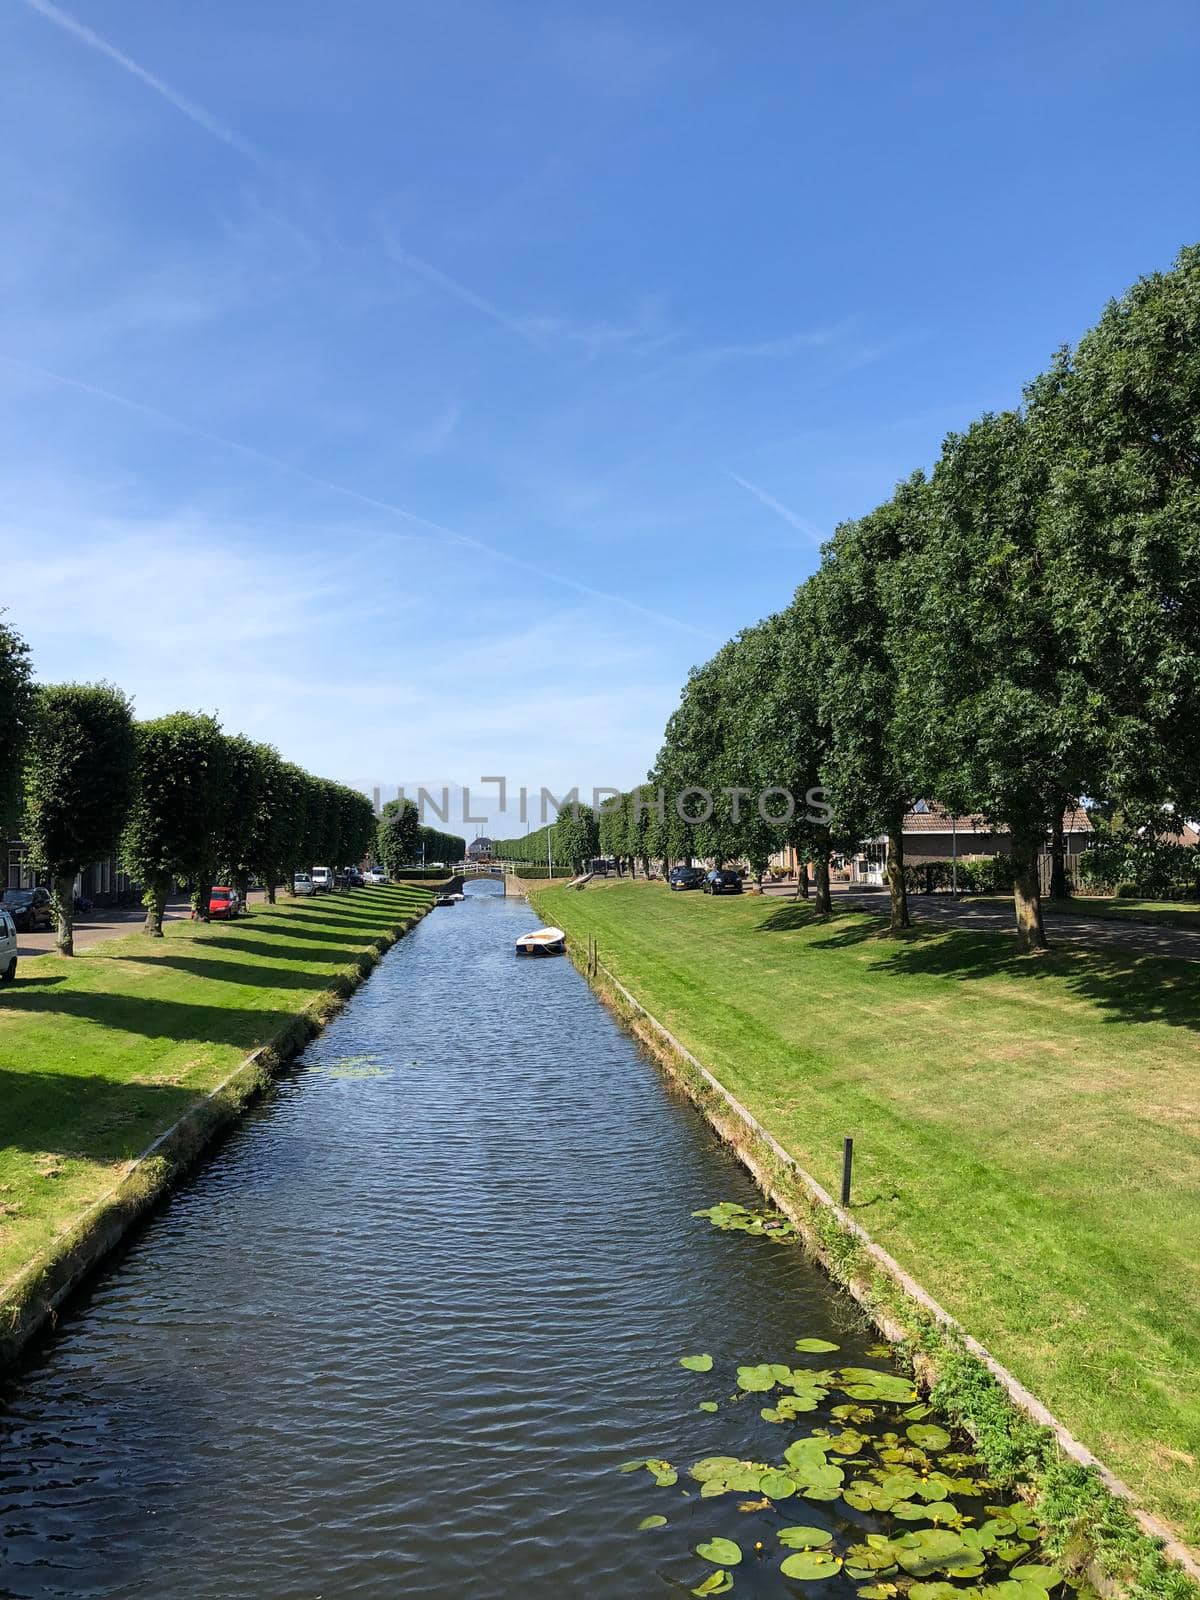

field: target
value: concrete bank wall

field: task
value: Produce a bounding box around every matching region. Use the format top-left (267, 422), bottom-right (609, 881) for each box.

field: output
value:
top-left (0, 896), bottom-right (435, 1372)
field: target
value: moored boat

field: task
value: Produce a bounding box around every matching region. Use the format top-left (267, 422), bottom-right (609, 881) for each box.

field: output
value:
top-left (515, 926), bottom-right (566, 955)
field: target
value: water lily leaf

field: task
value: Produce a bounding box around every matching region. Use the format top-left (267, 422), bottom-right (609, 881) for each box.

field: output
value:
top-left (892, 1500), bottom-right (933, 1521)
top-left (826, 1428), bottom-right (868, 1455)
top-left (904, 1403), bottom-right (934, 1420)
top-left (909, 1584), bottom-right (965, 1600)
top-left (697, 1537), bottom-right (743, 1566)
top-left (857, 1585), bottom-right (900, 1599)
top-left (894, 1529), bottom-right (977, 1576)
top-left (654, 1468), bottom-right (678, 1487)
top-left (681, 1354), bottom-right (714, 1372)
top-left (758, 1470), bottom-right (797, 1500)
top-left (837, 1369), bottom-right (918, 1403)
top-left (619, 1459), bottom-right (647, 1473)
top-left (699, 1401), bottom-right (719, 1413)
top-left (778, 1527), bottom-right (834, 1549)
top-left (802, 1486), bottom-right (843, 1502)
top-left (984, 1582), bottom-right (1052, 1600)
top-left (693, 1571), bottom-right (734, 1597)
top-left (832, 1403), bottom-right (877, 1424)
top-left (692, 1457), bottom-right (743, 1482)
top-left (637, 1515), bottom-right (668, 1530)
top-left (907, 1424), bottom-right (952, 1452)
top-left (795, 1338), bottom-right (840, 1353)
top-left (1011, 1567), bottom-right (1063, 1590)
top-left (780, 1551), bottom-right (843, 1580)
top-left (737, 1364), bottom-right (780, 1392)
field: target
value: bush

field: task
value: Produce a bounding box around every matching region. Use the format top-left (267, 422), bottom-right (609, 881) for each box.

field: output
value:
top-left (1077, 834), bottom-right (1200, 898)
top-left (1115, 882), bottom-right (1140, 899)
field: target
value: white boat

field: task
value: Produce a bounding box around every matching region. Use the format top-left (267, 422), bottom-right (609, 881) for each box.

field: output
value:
top-left (515, 926), bottom-right (566, 956)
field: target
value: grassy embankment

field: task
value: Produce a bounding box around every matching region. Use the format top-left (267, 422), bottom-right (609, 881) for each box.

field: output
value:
top-left (1031, 896), bottom-right (1199, 932)
top-left (534, 879), bottom-right (1200, 1554)
top-left (0, 884), bottom-right (431, 1292)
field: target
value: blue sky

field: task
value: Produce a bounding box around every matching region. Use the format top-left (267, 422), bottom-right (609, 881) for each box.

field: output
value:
top-left (2, 0), bottom-right (1197, 835)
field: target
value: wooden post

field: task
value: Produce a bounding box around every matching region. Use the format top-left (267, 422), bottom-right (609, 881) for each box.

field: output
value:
top-left (840, 1136), bottom-right (853, 1208)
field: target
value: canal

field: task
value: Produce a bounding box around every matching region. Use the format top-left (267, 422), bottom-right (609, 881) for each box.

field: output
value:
top-left (1, 884), bottom-right (1035, 1598)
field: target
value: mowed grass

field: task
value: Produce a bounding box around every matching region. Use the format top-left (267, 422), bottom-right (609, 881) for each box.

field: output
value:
top-left (0, 884), bottom-right (430, 1288)
top-left (536, 880), bottom-right (1200, 1547)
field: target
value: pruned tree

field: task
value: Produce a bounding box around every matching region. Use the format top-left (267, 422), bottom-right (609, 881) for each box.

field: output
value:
top-left (23, 682), bottom-right (135, 954)
top-left (0, 615), bottom-right (34, 835)
top-left (122, 711), bottom-right (227, 935)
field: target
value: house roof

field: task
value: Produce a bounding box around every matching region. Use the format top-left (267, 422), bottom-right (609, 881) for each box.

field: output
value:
top-left (902, 802), bottom-right (1093, 835)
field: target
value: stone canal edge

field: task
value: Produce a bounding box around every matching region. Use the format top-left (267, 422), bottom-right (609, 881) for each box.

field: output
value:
top-left (0, 895), bottom-right (437, 1372)
top-left (521, 888), bottom-right (1200, 1595)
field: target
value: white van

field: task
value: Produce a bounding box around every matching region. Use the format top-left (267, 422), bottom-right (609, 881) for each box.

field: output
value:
top-left (0, 908), bottom-right (17, 983)
top-left (310, 867), bottom-right (334, 894)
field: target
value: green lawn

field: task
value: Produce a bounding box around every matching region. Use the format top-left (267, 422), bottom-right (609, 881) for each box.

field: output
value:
top-left (535, 880), bottom-right (1200, 1549)
top-left (0, 884), bottom-right (430, 1288)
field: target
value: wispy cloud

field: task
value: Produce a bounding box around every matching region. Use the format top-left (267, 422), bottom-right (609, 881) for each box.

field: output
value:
top-left (0, 352), bottom-right (715, 640)
top-left (723, 469), bottom-right (825, 546)
top-left (381, 234), bottom-right (551, 350)
top-left (17, 0), bottom-right (268, 168)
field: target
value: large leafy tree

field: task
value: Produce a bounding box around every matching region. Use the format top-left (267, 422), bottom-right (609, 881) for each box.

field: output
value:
top-left (23, 682), bottom-right (135, 955)
top-left (0, 615), bottom-right (34, 834)
top-left (377, 797), bottom-right (421, 876)
top-left (817, 475), bottom-right (929, 933)
top-left (1027, 243), bottom-right (1200, 822)
top-left (218, 735), bottom-right (269, 909)
top-left (552, 802), bottom-right (598, 873)
top-left (122, 711), bottom-right (228, 935)
top-left (892, 412), bottom-right (1099, 951)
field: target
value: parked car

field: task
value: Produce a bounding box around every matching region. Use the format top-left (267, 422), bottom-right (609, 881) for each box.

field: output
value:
top-left (344, 867), bottom-right (365, 889)
top-left (0, 908), bottom-right (17, 983)
top-left (310, 866), bottom-right (334, 893)
top-left (0, 887), bottom-right (53, 931)
top-left (365, 867), bottom-right (388, 886)
top-left (669, 866), bottom-right (706, 892)
top-left (704, 869), bottom-right (743, 895)
top-left (208, 885), bottom-right (241, 920)
top-left (292, 873), bottom-right (315, 896)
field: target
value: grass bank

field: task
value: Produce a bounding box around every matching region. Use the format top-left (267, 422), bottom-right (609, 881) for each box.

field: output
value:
top-left (533, 880), bottom-right (1200, 1558)
top-left (0, 884), bottom-right (432, 1334)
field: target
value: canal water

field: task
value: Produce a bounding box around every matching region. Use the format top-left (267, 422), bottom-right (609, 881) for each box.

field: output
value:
top-left (1, 885), bottom-right (987, 1598)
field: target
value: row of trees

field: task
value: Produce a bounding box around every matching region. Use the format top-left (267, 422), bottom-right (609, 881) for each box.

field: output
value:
top-left (493, 804), bottom-right (601, 875)
top-left (642, 245), bottom-right (1200, 951)
top-left (504, 246), bottom-right (1199, 951)
top-left (0, 635), bottom-right (376, 955)
top-left (375, 798), bottom-right (465, 876)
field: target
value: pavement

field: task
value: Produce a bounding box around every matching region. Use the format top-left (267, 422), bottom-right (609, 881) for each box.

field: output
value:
top-left (14, 890), bottom-right (267, 957)
top-left (761, 879), bottom-right (1200, 963)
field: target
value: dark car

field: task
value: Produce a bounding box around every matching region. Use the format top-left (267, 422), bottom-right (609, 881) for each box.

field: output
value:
top-left (704, 869), bottom-right (743, 895)
top-left (669, 866), bottom-right (706, 891)
top-left (344, 867), bottom-right (365, 888)
top-left (1, 887), bottom-right (53, 931)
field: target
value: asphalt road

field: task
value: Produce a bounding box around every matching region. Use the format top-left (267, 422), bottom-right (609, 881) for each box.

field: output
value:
top-left (13, 891), bottom-right (267, 957)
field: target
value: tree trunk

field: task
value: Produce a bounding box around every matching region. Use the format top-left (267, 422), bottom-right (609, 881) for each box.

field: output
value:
top-left (794, 857), bottom-right (809, 899)
top-left (143, 878), bottom-right (168, 937)
top-left (235, 871), bottom-right (251, 912)
top-left (886, 828), bottom-right (911, 933)
top-left (1049, 805), bottom-right (1069, 901)
top-left (640, 854), bottom-right (650, 880)
top-left (53, 872), bottom-right (76, 957)
top-left (813, 845), bottom-right (832, 914)
top-left (1011, 838), bottom-right (1049, 952)
top-left (265, 873), bottom-right (277, 905)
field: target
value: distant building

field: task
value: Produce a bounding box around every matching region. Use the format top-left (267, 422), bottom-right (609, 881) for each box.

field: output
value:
top-left (467, 837), bottom-right (494, 861)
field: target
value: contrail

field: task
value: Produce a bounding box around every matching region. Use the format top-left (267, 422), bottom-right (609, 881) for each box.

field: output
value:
top-left (382, 235), bottom-right (549, 351)
top-left (723, 469), bottom-right (825, 546)
top-left (1, 353), bottom-right (716, 641)
top-left (17, 0), bottom-right (268, 167)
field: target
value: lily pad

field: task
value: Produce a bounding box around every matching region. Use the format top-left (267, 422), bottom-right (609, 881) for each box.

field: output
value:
top-left (758, 1470), bottom-right (797, 1500)
top-left (637, 1515), bottom-right (668, 1530)
top-left (780, 1551), bottom-right (843, 1580)
top-left (693, 1572), bottom-right (734, 1597)
top-left (697, 1537), bottom-right (743, 1566)
top-left (907, 1424), bottom-right (952, 1452)
top-left (1011, 1567), bottom-right (1063, 1590)
top-left (681, 1354), bottom-right (715, 1372)
top-left (778, 1527), bottom-right (834, 1549)
top-left (699, 1401), bottom-right (719, 1413)
top-left (795, 1337), bottom-right (840, 1353)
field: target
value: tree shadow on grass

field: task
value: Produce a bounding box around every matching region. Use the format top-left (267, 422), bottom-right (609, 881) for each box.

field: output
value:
top-left (179, 934), bottom-right (360, 967)
top-left (0, 985), bottom-right (293, 1048)
top-left (128, 953), bottom-right (348, 991)
top-left (866, 924), bottom-right (1200, 1034)
top-left (0, 1066), bottom-right (214, 1158)
top-left (753, 897), bottom-right (1200, 1031)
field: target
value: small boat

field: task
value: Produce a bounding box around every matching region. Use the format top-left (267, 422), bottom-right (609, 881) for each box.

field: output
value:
top-left (515, 926), bottom-right (566, 956)
top-left (435, 894), bottom-right (457, 907)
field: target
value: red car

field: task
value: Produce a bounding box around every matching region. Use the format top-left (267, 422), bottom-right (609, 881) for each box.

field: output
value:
top-left (208, 886), bottom-right (241, 920)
